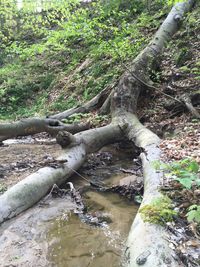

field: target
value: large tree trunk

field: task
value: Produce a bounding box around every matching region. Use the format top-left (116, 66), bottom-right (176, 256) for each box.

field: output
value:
top-left (0, 1), bottom-right (196, 266)
top-left (0, 117), bottom-right (89, 142)
top-left (0, 123), bottom-right (123, 223)
top-left (118, 113), bottom-right (178, 266)
top-left (111, 1), bottom-right (195, 266)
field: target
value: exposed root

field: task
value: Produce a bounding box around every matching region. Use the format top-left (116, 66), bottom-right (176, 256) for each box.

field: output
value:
top-left (164, 92), bottom-right (200, 118)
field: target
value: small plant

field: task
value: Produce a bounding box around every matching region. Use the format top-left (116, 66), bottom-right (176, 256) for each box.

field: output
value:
top-left (0, 183), bottom-right (7, 194)
top-left (153, 158), bottom-right (200, 189)
top-left (62, 113), bottom-right (109, 127)
top-left (186, 205), bottom-right (200, 224)
top-left (139, 196), bottom-right (177, 225)
top-left (61, 113), bottom-right (90, 124)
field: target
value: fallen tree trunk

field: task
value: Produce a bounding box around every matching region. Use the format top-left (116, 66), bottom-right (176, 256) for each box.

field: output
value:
top-left (110, 1), bottom-right (196, 266)
top-left (0, 1), bottom-right (196, 266)
top-left (0, 117), bottom-right (89, 142)
top-left (0, 123), bottom-right (123, 223)
top-left (120, 113), bottom-right (178, 266)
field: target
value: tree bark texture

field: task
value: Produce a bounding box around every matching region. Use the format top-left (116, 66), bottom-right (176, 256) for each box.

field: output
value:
top-left (110, 1), bottom-right (195, 266)
top-left (0, 117), bottom-right (89, 141)
top-left (0, 124), bottom-right (123, 223)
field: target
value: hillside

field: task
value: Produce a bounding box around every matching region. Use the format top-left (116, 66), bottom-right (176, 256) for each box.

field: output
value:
top-left (0, 0), bottom-right (171, 119)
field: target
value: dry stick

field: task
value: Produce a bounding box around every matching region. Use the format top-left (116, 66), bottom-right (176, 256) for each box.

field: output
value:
top-left (67, 165), bottom-right (105, 188)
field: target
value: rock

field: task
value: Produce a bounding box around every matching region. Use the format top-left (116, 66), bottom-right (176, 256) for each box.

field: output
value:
top-left (119, 175), bottom-right (143, 186)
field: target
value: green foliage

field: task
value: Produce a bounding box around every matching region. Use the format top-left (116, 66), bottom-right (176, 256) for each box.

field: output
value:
top-left (167, 0), bottom-right (187, 7)
top-left (134, 195), bottom-right (143, 204)
top-left (153, 159), bottom-right (200, 190)
top-left (62, 113), bottom-right (89, 124)
top-left (175, 47), bottom-right (192, 67)
top-left (0, 0), bottom-right (167, 119)
top-left (139, 196), bottom-right (177, 225)
top-left (186, 205), bottom-right (200, 224)
top-left (62, 113), bottom-right (109, 126)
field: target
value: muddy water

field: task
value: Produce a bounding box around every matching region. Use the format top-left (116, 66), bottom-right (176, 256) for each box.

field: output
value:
top-left (0, 141), bottom-right (139, 267)
top-left (47, 146), bottom-right (139, 267)
top-left (48, 191), bottom-right (137, 267)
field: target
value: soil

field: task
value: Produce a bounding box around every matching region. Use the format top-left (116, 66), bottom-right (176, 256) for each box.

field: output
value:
top-left (0, 136), bottom-right (61, 190)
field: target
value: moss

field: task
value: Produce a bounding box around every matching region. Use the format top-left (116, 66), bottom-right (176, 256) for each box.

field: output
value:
top-left (139, 196), bottom-right (177, 225)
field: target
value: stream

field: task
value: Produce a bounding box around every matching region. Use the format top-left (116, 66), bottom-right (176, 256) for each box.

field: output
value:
top-left (0, 139), bottom-right (140, 267)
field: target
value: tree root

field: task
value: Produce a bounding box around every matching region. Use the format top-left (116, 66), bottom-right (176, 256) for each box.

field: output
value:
top-left (165, 92), bottom-right (200, 119)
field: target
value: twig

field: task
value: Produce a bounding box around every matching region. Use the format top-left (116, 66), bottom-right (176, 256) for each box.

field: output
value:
top-left (68, 166), bottom-right (106, 188)
top-left (68, 167), bottom-right (91, 183)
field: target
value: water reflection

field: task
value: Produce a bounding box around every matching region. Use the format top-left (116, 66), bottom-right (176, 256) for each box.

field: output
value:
top-left (48, 191), bottom-right (137, 267)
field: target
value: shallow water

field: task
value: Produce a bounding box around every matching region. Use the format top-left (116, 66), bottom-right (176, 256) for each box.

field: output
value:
top-left (48, 191), bottom-right (137, 267)
top-left (0, 142), bottom-right (139, 267)
top-left (47, 146), bottom-right (139, 267)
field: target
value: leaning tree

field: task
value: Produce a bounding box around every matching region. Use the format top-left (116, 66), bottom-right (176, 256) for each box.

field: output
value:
top-left (0, 1), bottom-right (197, 266)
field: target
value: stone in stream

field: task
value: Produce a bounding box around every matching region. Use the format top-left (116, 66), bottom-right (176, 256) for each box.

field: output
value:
top-left (119, 175), bottom-right (143, 187)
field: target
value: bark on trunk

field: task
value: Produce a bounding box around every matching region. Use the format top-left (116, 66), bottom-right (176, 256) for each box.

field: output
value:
top-left (119, 113), bottom-right (178, 266)
top-left (110, 1), bottom-right (195, 266)
top-left (0, 117), bottom-right (89, 141)
top-left (0, 123), bottom-right (123, 223)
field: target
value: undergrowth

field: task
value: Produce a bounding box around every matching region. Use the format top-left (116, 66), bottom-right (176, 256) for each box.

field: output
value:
top-left (1, 0), bottom-right (196, 120)
top-left (0, 0), bottom-right (169, 120)
top-left (141, 159), bottom-right (200, 227)
top-left (139, 196), bottom-right (177, 225)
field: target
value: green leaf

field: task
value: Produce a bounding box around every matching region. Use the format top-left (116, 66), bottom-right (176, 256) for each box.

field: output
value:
top-left (196, 179), bottom-right (200, 187)
top-left (134, 195), bottom-right (143, 204)
top-left (186, 206), bottom-right (200, 223)
top-left (187, 210), bottom-right (197, 222)
top-left (175, 178), bottom-right (193, 189)
top-left (187, 161), bottom-right (199, 173)
top-left (188, 205), bottom-right (198, 211)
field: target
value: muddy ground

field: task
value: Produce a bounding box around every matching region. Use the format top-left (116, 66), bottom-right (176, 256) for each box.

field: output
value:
top-left (0, 136), bottom-right (61, 190)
